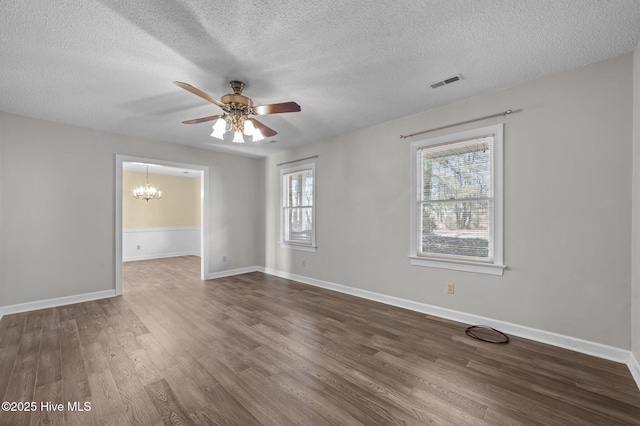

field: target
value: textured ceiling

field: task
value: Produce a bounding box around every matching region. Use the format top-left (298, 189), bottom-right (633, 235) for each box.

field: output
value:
top-left (1, 1), bottom-right (639, 157)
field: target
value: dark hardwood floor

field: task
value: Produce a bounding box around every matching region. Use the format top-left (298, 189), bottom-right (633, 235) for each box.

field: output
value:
top-left (1, 255), bottom-right (639, 425)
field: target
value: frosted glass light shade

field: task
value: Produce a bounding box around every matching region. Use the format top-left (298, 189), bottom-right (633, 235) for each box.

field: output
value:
top-left (232, 131), bottom-right (244, 143)
top-left (244, 120), bottom-right (264, 141)
top-left (211, 118), bottom-right (226, 140)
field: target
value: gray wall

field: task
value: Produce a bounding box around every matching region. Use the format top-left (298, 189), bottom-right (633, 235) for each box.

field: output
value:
top-left (0, 112), bottom-right (260, 306)
top-left (263, 54), bottom-right (634, 349)
top-left (633, 43), bottom-right (640, 361)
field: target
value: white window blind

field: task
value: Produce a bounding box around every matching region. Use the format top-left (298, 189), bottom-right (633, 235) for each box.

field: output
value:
top-left (418, 136), bottom-right (493, 261)
top-left (410, 124), bottom-right (504, 275)
top-left (282, 166), bottom-right (315, 246)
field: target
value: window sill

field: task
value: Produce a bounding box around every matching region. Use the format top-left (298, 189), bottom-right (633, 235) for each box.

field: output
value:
top-left (280, 243), bottom-right (317, 253)
top-left (409, 256), bottom-right (505, 276)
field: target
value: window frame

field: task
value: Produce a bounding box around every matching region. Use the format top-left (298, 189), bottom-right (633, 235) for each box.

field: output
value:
top-left (409, 124), bottom-right (505, 275)
top-left (280, 162), bottom-right (317, 252)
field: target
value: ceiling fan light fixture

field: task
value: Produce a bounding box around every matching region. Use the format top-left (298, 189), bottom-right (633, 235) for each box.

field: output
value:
top-left (252, 128), bottom-right (265, 142)
top-left (243, 120), bottom-right (264, 142)
top-left (232, 130), bottom-right (244, 143)
top-left (243, 119), bottom-right (255, 136)
top-left (211, 117), bottom-right (226, 139)
top-left (175, 80), bottom-right (300, 143)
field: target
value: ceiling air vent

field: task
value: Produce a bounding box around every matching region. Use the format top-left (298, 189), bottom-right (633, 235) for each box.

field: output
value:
top-left (430, 74), bottom-right (462, 89)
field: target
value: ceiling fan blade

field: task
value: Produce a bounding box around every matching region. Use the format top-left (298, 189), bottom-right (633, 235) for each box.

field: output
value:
top-left (252, 102), bottom-right (301, 115)
top-left (181, 115), bottom-right (223, 124)
top-left (174, 81), bottom-right (226, 108)
top-left (248, 118), bottom-right (277, 137)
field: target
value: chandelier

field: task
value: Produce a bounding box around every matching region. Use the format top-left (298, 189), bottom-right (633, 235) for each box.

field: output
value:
top-left (132, 165), bottom-right (162, 202)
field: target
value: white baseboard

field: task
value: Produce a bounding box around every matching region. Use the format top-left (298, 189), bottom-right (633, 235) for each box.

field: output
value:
top-left (259, 267), bottom-right (632, 365)
top-left (629, 352), bottom-right (640, 391)
top-left (123, 251), bottom-right (200, 262)
top-left (0, 289), bottom-right (117, 317)
top-left (206, 266), bottom-right (260, 280)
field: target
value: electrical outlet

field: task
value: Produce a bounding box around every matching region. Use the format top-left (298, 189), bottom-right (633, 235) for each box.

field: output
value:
top-left (302, 259), bottom-right (306, 267)
top-left (136, 245), bottom-right (141, 250)
top-left (222, 255), bottom-right (227, 262)
top-left (447, 283), bottom-right (455, 294)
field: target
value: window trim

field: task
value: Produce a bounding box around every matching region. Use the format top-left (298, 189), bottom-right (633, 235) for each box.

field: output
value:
top-left (280, 162), bottom-right (317, 252)
top-left (409, 124), bottom-right (505, 275)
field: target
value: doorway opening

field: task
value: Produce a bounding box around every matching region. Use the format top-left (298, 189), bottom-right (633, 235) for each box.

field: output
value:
top-left (115, 155), bottom-right (209, 295)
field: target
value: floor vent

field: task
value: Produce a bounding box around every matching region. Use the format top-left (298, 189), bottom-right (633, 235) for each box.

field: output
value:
top-left (430, 74), bottom-right (462, 89)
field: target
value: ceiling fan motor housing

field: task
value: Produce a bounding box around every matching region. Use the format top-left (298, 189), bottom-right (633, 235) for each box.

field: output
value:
top-left (221, 81), bottom-right (253, 110)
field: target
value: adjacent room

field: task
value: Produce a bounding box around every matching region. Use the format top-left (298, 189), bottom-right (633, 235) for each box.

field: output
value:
top-left (1, 1), bottom-right (640, 425)
top-left (122, 162), bottom-right (202, 263)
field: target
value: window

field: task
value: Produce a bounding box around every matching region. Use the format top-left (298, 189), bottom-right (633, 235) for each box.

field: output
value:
top-left (281, 163), bottom-right (316, 251)
top-left (409, 124), bottom-right (505, 275)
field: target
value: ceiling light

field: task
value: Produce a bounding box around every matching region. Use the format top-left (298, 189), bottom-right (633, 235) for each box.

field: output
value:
top-left (132, 165), bottom-right (162, 202)
top-left (232, 130), bottom-right (244, 143)
top-left (243, 120), bottom-right (264, 142)
top-left (243, 119), bottom-right (255, 136)
top-left (251, 129), bottom-right (264, 142)
top-left (175, 80), bottom-right (300, 143)
top-left (211, 112), bottom-right (266, 144)
top-left (211, 116), bottom-right (227, 140)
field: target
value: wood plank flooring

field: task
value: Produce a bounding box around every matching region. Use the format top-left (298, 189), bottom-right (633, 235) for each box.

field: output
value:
top-left (1, 255), bottom-right (639, 425)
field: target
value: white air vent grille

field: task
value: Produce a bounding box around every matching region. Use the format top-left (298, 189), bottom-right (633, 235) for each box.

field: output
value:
top-left (430, 74), bottom-right (462, 89)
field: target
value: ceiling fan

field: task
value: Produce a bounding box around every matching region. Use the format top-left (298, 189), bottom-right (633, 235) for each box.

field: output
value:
top-left (174, 80), bottom-right (301, 143)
